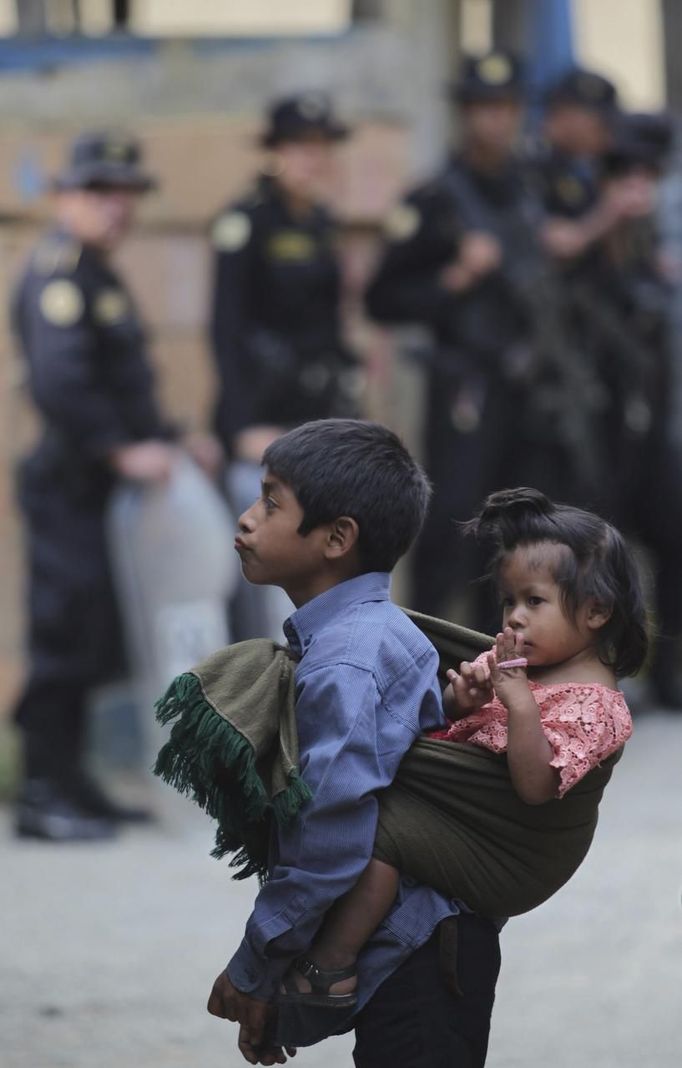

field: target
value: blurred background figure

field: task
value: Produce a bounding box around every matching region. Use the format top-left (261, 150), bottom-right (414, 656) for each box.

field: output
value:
top-left (209, 91), bottom-right (364, 641)
top-left (366, 51), bottom-right (543, 628)
top-left (12, 132), bottom-right (181, 841)
top-left (564, 109), bottom-right (682, 707)
top-left (530, 69), bottom-right (682, 707)
top-left (535, 67), bottom-right (624, 259)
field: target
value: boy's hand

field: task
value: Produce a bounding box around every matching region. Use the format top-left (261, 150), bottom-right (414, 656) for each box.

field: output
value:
top-left (238, 1024), bottom-right (296, 1065)
top-left (207, 972), bottom-right (269, 1044)
top-left (207, 972), bottom-right (296, 1065)
top-left (444, 658), bottom-right (494, 717)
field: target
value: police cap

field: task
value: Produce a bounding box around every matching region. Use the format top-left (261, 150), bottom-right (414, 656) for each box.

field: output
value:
top-left (260, 93), bottom-right (350, 148)
top-left (543, 67), bottom-right (619, 115)
top-left (451, 52), bottom-right (524, 104)
top-left (52, 131), bottom-right (157, 192)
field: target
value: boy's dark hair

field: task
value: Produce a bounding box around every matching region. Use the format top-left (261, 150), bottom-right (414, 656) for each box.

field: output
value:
top-left (465, 487), bottom-right (648, 677)
top-left (263, 419), bottom-right (431, 573)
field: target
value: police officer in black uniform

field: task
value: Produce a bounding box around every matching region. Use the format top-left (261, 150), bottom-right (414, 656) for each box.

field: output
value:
top-left (535, 67), bottom-right (621, 251)
top-left (366, 53), bottom-right (545, 625)
top-left (571, 111), bottom-right (682, 707)
top-left (12, 132), bottom-right (181, 839)
top-left (210, 92), bottom-right (362, 639)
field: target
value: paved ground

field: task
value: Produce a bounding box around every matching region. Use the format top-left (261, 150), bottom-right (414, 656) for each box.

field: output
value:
top-left (1, 710), bottom-right (680, 1068)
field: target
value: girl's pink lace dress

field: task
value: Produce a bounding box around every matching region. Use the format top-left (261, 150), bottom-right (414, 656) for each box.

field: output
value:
top-left (432, 673), bottom-right (633, 797)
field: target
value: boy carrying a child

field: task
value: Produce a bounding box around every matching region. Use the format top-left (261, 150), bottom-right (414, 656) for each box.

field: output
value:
top-left (198, 419), bottom-right (501, 1066)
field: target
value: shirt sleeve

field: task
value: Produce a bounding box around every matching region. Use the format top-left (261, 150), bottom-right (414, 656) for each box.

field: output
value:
top-left (542, 686), bottom-right (633, 798)
top-left (227, 662), bottom-right (420, 1000)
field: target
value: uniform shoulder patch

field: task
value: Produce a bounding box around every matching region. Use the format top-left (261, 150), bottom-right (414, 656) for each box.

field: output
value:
top-left (93, 287), bottom-right (129, 325)
top-left (212, 211), bottom-right (252, 251)
top-left (39, 279), bottom-right (85, 327)
top-left (384, 203), bottom-right (420, 242)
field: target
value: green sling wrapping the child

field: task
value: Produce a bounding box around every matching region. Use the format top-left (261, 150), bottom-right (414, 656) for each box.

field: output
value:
top-left (154, 608), bottom-right (621, 922)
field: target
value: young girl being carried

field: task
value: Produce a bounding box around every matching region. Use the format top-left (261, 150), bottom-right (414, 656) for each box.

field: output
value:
top-left (280, 486), bottom-right (648, 1007)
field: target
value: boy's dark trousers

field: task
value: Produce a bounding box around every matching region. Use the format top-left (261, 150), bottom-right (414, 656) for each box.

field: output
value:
top-left (353, 914), bottom-right (501, 1068)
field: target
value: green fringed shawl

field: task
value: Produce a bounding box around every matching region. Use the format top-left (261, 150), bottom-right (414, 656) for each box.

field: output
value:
top-left (154, 611), bottom-right (620, 916)
top-left (154, 638), bottom-right (311, 882)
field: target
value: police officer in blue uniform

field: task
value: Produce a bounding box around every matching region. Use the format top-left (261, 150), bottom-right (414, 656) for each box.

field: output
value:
top-left (12, 132), bottom-right (180, 839)
top-left (210, 92), bottom-right (363, 640)
top-left (366, 53), bottom-right (543, 625)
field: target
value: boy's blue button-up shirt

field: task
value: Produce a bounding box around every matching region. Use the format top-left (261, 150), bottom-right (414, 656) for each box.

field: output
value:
top-left (227, 572), bottom-right (462, 1010)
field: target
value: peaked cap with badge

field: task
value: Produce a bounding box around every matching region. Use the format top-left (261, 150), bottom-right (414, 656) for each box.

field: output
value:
top-left (259, 92), bottom-right (350, 147)
top-left (451, 51), bottom-right (525, 104)
top-left (52, 130), bottom-right (157, 192)
top-left (543, 67), bottom-right (620, 116)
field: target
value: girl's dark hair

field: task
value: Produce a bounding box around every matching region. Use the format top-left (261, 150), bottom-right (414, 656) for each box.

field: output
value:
top-left (465, 487), bottom-right (648, 677)
top-left (263, 419), bottom-right (432, 573)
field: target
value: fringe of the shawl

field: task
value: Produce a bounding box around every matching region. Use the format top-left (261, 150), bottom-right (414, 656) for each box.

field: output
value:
top-left (153, 672), bottom-right (311, 882)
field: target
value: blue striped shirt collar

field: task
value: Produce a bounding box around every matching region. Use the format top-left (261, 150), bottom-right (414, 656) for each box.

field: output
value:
top-left (283, 571), bottom-right (391, 655)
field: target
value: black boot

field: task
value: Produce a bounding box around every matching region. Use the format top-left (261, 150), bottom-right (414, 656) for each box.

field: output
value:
top-left (14, 779), bottom-right (117, 842)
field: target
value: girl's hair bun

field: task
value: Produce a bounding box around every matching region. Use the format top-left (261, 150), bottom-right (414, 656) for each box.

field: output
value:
top-left (465, 487), bottom-right (556, 544)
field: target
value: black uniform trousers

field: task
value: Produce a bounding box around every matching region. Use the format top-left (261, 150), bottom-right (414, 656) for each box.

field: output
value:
top-left (353, 915), bottom-right (501, 1068)
top-left (13, 453), bottom-right (124, 784)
